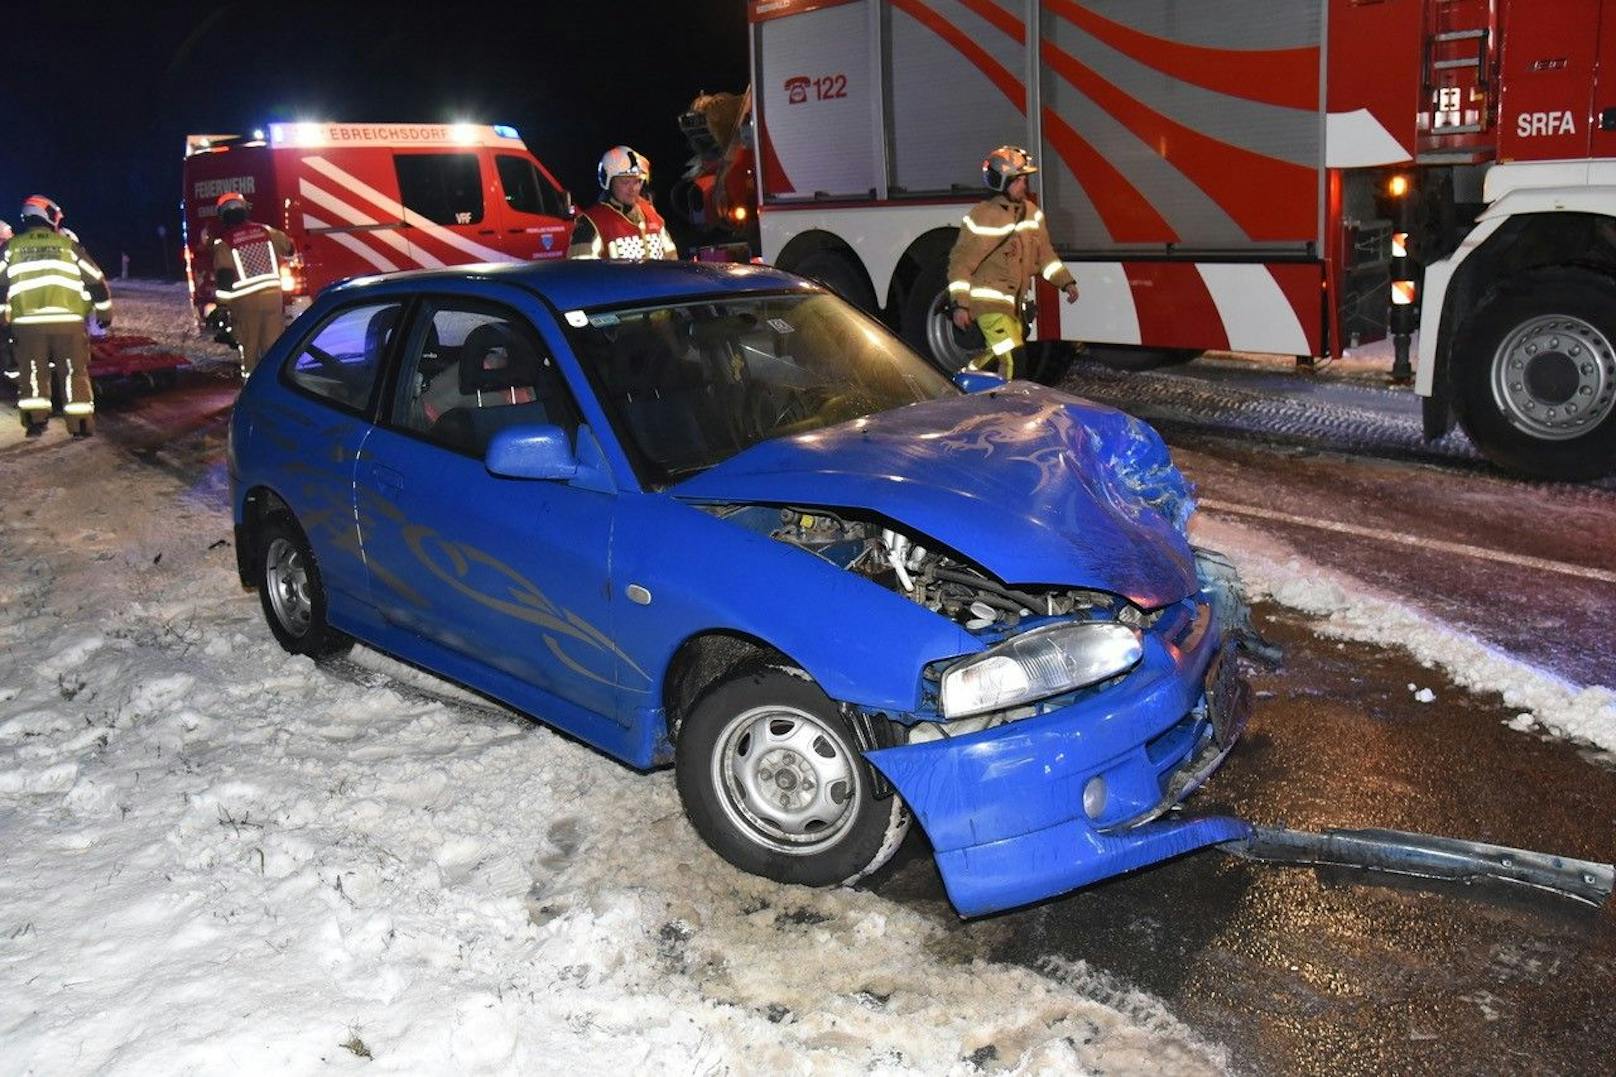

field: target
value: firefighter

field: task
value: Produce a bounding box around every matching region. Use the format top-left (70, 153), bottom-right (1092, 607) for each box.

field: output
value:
top-left (946, 146), bottom-right (1079, 380)
top-left (210, 191), bottom-right (294, 377)
top-left (0, 196), bottom-right (110, 437)
top-left (567, 146), bottom-right (679, 261)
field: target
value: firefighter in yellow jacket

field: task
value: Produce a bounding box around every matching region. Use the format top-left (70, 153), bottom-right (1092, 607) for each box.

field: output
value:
top-left (0, 196), bottom-right (110, 437)
top-left (211, 191), bottom-right (294, 377)
top-left (946, 146), bottom-right (1078, 380)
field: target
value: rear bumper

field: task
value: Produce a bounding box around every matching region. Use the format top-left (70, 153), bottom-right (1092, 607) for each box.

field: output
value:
top-left (866, 600), bottom-right (1249, 916)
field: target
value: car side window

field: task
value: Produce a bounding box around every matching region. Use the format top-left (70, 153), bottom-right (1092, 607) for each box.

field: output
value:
top-left (283, 301), bottom-right (402, 413)
top-left (391, 302), bottom-right (580, 459)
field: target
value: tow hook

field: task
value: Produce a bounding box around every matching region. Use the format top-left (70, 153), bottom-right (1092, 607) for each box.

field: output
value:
top-left (1221, 824), bottom-right (1614, 908)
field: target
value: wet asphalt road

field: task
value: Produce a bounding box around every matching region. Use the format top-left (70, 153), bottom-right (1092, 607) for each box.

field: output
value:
top-left (33, 359), bottom-right (1616, 1075)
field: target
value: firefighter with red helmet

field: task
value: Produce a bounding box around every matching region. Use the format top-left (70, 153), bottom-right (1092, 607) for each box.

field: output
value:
top-left (210, 191), bottom-right (294, 377)
top-left (567, 146), bottom-right (679, 261)
top-left (946, 146), bottom-right (1078, 380)
top-left (0, 196), bottom-right (110, 437)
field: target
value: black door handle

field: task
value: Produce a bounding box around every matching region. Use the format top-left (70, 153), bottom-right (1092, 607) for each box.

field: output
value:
top-left (477, 228), bottom-right (496, 236)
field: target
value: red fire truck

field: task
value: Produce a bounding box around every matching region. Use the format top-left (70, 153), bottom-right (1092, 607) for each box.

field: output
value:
top-left (740, 0), bottom-right (1616, 480)
top-left (182, 123), bottom-right (574, 324)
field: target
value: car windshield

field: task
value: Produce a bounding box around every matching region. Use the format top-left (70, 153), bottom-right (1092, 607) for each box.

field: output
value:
top-left (564, 291), bottom-right (957, 487)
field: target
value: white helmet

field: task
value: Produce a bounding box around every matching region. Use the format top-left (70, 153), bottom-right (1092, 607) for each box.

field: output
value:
top-left (597, 145), bottom-right (649, 190)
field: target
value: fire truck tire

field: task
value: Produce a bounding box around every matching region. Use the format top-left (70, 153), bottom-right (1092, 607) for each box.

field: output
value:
top-left (792, 249), bottom-right (878, 316)
top-left (902, 256), bottom-right (973, 373)
top-left (1455, 269), bottom-right (1616, 481)
top-left (1086, 344), bottom-right (1200, 371)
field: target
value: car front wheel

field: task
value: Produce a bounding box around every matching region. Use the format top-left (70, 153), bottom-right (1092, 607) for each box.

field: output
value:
top-left (255, 515), bottom-right (352, 657)
top-left (675, 663), bottom-right (909, 887)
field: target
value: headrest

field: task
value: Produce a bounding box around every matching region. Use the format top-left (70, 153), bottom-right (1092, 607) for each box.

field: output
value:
top-left (459, 322), bottom-right (539, 394)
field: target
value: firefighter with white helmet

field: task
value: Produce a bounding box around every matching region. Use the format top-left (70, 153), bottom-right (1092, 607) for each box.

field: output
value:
top-left (567, 145), bottom-right (679, 261)
top-left (0, 196), bottom-right (110, 437)
top-left (210, 190), bottom-right (294, 378)
top-left (946, 145), bottom-right (1078, 380)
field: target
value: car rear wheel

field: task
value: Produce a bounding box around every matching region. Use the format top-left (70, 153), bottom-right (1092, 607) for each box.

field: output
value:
top-left (675, 663), bottom-right (909, 887)
top-left (255, 515), bottom-right (352, 657)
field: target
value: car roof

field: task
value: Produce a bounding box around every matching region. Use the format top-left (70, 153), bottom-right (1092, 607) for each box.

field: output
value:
top-left (323, 259), bottom-right (814, 310)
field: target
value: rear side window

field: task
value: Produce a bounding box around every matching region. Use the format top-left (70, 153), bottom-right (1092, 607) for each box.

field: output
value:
top-left (284, 301), bottom-right (403, 412)
top-left (395, 153), bottom-right (484, 225)
top-left (496, 154), bottom-right (561, 218)
top-left (389, 301), bottom-right (580, 459)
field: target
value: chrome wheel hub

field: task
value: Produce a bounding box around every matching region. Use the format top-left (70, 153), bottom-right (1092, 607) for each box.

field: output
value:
top-left (712, 704), bottom-right (859, 855)
top-left (264, 537), bottom-right (312, 637)
top-left (1490, 314), bottom-right (1616, 441)
top-left (925, 290), bottom-right (974, 373)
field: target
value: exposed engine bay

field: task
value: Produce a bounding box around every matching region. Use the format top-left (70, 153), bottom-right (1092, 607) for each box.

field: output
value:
top-left (704, 504), bottom-right (1146, 633)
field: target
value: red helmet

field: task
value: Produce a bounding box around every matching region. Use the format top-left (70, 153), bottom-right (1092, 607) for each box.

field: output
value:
top-left (216, 191), bottom-right (251, 212)
top-left (19, 195), bottom-right (63, 229)
top-left (982, 146), bottom-right (1037, 193)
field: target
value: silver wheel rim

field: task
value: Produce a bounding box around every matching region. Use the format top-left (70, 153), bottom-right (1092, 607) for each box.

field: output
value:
top-left (711, 704), bottom-right (860, 856)
top-left (264, 536), bottom-right (313, 638)
top-left (1489, 314), bottom-right (1616, 441)
top-left (924, 290), bottom-right (975, 373)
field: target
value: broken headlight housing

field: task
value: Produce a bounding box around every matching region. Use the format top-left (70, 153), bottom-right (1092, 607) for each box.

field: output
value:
top-left (939, 621), bottom-right (1144, 719)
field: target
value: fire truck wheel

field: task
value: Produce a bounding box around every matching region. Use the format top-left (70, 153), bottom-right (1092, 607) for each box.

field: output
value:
top-left (902, 256), bottom-right (974, 373)
top-left (792, 249), bottom-right (877, 317)
top-left (1456, 269), bottom-right (1616, 481)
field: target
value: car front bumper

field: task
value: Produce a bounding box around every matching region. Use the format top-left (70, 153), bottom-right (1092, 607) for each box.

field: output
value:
top-left (865, 598), bottom-right (1251, 916)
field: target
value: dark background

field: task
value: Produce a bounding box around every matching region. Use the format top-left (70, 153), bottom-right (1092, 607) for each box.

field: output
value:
top-left (0, 1), bottom-right (749, 276)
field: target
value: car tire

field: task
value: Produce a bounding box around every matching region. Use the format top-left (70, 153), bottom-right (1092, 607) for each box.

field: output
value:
top-left (675, 662), bottom-right (910, 887)
top-left (791, 248), bottom-right (878, 316)
top-left (255, 515), bottom-right (352, 658)
top-left (1454, 268), bottom-right (1616, 481)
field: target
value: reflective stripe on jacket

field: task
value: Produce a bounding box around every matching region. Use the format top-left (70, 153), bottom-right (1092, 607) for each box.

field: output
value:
top-left (944, 195), bottom-right (1074, 320)
top-left (567, 198), bottom-right (677, 261)
top-left (0, 225), bottom-right (110, 325)
top-left (212, 222), bottom-right (293, 301)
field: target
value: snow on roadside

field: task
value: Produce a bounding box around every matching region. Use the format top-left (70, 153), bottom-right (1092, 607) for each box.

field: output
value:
top-left (108, 278), bottom-right (238, 374)
top-left (1193, 513), bottom-right (1616, 753)
top-left (0, 438), bottom-right (1227, 1072)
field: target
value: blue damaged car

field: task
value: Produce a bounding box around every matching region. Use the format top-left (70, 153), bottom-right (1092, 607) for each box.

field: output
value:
top-left (228, 260), bottom-right (1253, 917)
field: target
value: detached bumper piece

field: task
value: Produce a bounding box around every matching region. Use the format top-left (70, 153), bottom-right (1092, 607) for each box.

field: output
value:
top-left (1225, 825), bottom-right (1615, 908)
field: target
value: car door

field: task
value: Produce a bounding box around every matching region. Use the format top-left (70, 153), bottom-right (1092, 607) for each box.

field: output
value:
top-left (492, 152), bottom-right (573, 261)
top-left (256, 299), bottom-right (404, 625)
top-left (354, 290), bottom-right (622, 717)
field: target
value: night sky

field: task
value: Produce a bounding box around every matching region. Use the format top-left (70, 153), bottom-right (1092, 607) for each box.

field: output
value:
top-left (0, 2), bottom-right (749, 276)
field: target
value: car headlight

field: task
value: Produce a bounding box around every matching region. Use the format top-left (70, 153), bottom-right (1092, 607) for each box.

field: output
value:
top-left (939, 622), bottom-right (1144, 719)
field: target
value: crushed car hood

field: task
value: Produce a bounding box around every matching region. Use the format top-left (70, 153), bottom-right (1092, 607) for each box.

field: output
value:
top-left (671, 383), bottom-right (1199, 608)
